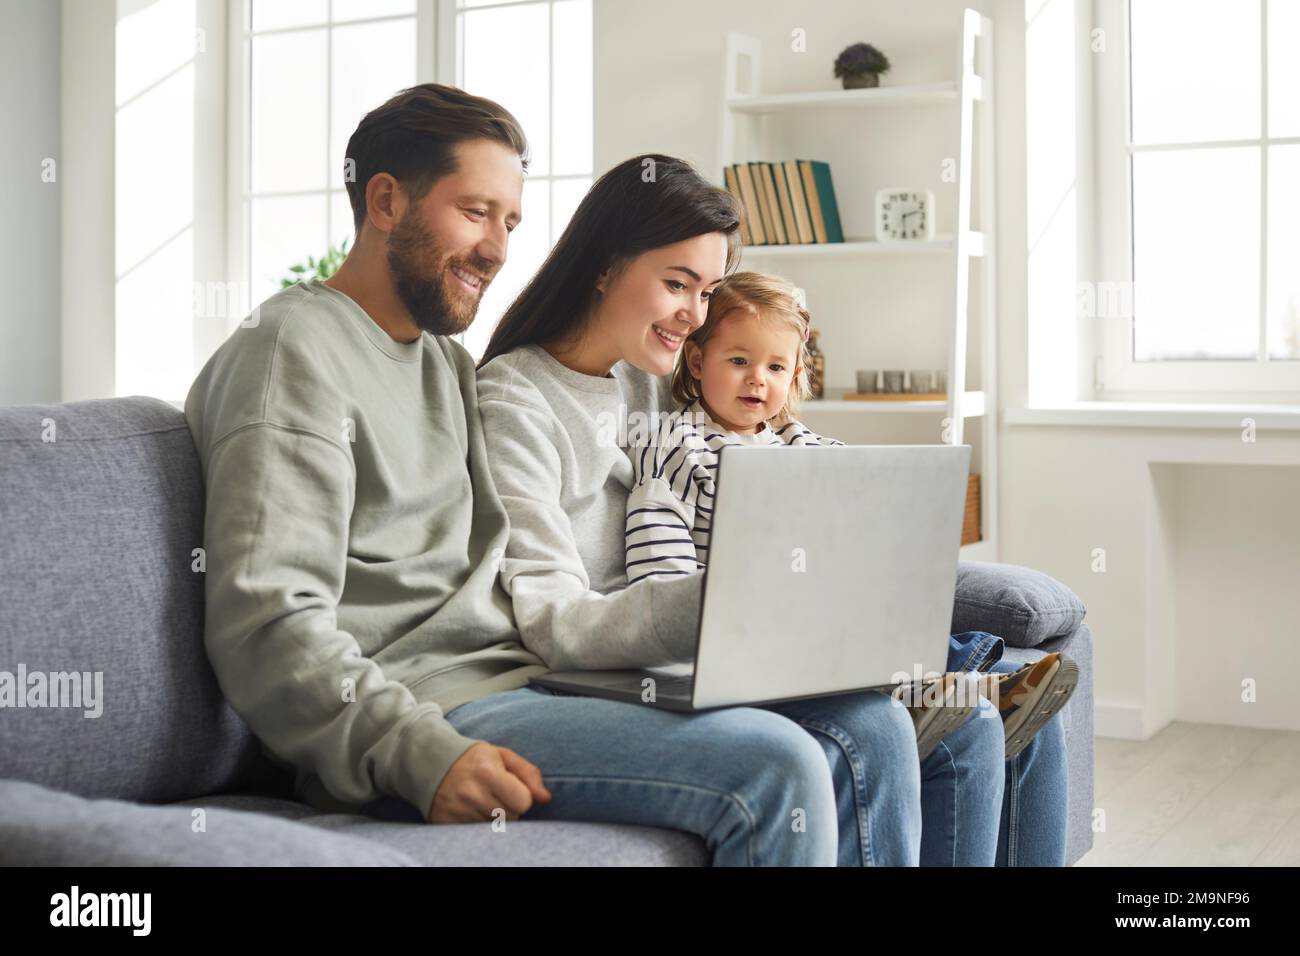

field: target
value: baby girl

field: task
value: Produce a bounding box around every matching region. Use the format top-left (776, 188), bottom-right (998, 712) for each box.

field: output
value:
top-left (624, 270), bottom-right (1076, 761)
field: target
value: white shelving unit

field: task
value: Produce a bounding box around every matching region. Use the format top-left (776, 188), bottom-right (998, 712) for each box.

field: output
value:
top-left (717, 8), bottom-right (998, 561)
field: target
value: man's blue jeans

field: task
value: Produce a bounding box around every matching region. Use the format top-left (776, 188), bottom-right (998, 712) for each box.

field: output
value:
top-left (361, 631), bottom-right (1068, 866)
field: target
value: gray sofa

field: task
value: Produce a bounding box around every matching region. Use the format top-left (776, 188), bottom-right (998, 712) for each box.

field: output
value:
top-left (0, 396), bottom-right (1094, 865)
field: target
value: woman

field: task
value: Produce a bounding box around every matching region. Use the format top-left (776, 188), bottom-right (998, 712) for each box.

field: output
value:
top-left (473, 154), bottom-right (1067, 866)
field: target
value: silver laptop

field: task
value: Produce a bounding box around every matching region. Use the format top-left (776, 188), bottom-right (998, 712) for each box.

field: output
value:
top-left (529, 443), bottom-right (972, 712)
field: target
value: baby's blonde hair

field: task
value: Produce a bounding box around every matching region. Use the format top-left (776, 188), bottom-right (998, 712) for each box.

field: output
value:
top-left (670, 270), bottom-right (813, 426)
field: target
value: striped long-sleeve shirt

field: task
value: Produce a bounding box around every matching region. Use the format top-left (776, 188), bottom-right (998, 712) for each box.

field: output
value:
top-left (624, 398), bottom-right (845, 585)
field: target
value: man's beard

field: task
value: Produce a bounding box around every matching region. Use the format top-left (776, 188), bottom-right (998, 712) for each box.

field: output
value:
top-left (385, 209), bottom-right (492, 337)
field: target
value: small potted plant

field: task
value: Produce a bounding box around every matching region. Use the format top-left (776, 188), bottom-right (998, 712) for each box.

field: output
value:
top-left (833, 42), bottom-right (891, 89)
top-left (281, 236), bottom-right (350, 288)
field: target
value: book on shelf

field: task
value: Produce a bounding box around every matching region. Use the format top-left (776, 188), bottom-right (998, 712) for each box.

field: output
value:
top-left (780, 160), bottom-right (815, 243)
top-left (723, 160), bottom-right (844, 246)
top-left (722, 165), bottom-right (752, 245)
top-left (731, 163), bottom-right (766, 245)
top-left (757, 162), bottom-right (788, 244)
top-left (797, 160), bottom-right (844, 244)
top-left (772, 163), bottom-right (802, 245)
top-left (747, 162), bottom-right (778, 243)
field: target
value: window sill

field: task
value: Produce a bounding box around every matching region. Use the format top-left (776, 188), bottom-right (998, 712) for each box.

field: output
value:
top-left (1004, 401), bottom-right (1300, 430)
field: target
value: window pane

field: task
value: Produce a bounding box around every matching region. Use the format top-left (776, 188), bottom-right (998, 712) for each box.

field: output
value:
top-left (1269, 0), bottom-right (1300, 137)
top-left (1132, 147), bottom-right (1259, 360)
top-left (1025, 0), bottom-right (1075, 244)
top-left (116, 0), bottom-right (196, 107)
top-left (550, 176), bottom-right (590, 245)
top-left (461, 178), bottom-right (549, 361)
top-left (462, 4), bottom-right (550, 175)
top-left (1130, 0), bottom-right (1260, 144)
top-left (117, 63), bottom-right (195, 273)
top-left (332, 0), bottom-right (416, 22)
top-left (552, 0), bottom-right (592, 175)
top-left (331, 190), bottom-right (357, 251)
top-left (116, 228), bottom-right (193, 400)
top-left (1267, 144), bottom-right (1300, 358)
top-left (252, 0), bottom-right (327, 32)
top-left (250, 194), bottom-right (328, 306)
top-left (330, 18), bottom-right (417, 189)
top-left (251, 29), bottom-right (328, 192)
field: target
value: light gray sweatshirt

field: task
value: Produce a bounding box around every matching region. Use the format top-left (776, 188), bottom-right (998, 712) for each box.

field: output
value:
top-left (476, 344), bottom-right (705, 671)
top-left (185, 279), bottom-right (552, 818)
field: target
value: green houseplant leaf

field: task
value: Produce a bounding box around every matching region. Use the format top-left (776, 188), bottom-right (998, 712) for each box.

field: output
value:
top-left (281, 236), bottom-right (351, 289)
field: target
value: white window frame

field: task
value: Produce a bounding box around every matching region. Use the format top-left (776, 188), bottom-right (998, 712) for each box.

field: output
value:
top-left (1094, 0), bottom-right (1300, 400)
top-left (439, 0), bottom-right (593, 250)
top-left (224, 0), bottom-right (437, 337)
top-left (223, 0), bottom-right (590, 359)
top-left (438, 0), bottom-right (595, 356)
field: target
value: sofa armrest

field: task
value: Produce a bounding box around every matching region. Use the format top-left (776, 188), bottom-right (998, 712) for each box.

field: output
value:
top-left (951, 561), bottom-right (1087, 649)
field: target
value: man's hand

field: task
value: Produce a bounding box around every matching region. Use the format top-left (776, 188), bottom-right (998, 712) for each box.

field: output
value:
top-left (427, 742), bottom-right (552, 824)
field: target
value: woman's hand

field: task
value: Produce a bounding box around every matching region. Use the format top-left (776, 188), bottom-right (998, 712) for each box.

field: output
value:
top-left (426, 742), bottom-right (552, 824)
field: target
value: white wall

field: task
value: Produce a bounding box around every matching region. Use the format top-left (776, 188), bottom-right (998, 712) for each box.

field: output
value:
top-left (592, 0), bottom-right (1300, 738)
top-left (61, 0), bottom-right (117, 401)
top-left (0, 0), bottom-right (61, 405)
top-left (1162, 465), bottom-right (1300, 730)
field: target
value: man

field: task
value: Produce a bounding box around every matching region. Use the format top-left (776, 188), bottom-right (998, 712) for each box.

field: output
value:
top-left (185, 84), bottom-right (839, 862)
top-left (186, 84), bottom-right (553, 824)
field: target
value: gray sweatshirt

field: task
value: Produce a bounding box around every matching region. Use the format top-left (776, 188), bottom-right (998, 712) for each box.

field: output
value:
top-left (185, 279), bottom-right (555, 817)
top-left (476, 344), bottom-right (705, 671)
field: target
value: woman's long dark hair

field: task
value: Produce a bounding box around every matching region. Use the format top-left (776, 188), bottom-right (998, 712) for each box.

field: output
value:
top-left (477, 154), bottom-right (742, 368)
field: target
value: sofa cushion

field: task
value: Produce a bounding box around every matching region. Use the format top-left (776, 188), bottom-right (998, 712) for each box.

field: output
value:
top-left (0, 779), bottom-right (415, 866)
top-left (0, 397), bottom-right (279, 803)
top-left (194, 793), bottom-right (708, 865)
top-left (951, 560), bottom-right (1087, 648)
top-left (295, 815), bottom-right (709, 866)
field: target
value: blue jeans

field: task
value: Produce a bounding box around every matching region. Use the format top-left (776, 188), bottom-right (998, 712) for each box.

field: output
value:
top-left (361, 630), bottom-right (1067, 866)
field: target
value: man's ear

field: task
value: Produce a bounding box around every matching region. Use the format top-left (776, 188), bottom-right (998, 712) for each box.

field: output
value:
top-left (364, 172), bottom-right (404, 236)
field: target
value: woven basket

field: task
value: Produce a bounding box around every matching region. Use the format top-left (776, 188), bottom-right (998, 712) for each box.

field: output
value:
top-left (961, 473), bottom-right (981, 545)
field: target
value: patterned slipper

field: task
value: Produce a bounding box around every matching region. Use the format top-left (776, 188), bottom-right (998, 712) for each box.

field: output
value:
top-left (994, 653), bottom-right (1079, 760)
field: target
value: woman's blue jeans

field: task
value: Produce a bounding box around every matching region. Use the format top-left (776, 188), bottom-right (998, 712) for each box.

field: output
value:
top-left (361, 630), bottom-right (1068, 866)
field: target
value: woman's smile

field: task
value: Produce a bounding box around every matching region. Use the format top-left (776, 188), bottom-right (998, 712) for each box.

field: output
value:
top-left (652, 325), bottom-right (686, 351)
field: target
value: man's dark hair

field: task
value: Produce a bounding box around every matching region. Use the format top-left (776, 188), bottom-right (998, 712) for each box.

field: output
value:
top-left (342, 83), bottom-right (530, 235)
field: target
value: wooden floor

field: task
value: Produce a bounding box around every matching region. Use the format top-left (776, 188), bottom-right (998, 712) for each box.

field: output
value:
top-left (1074, 721), bottom-right (1300, 866)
